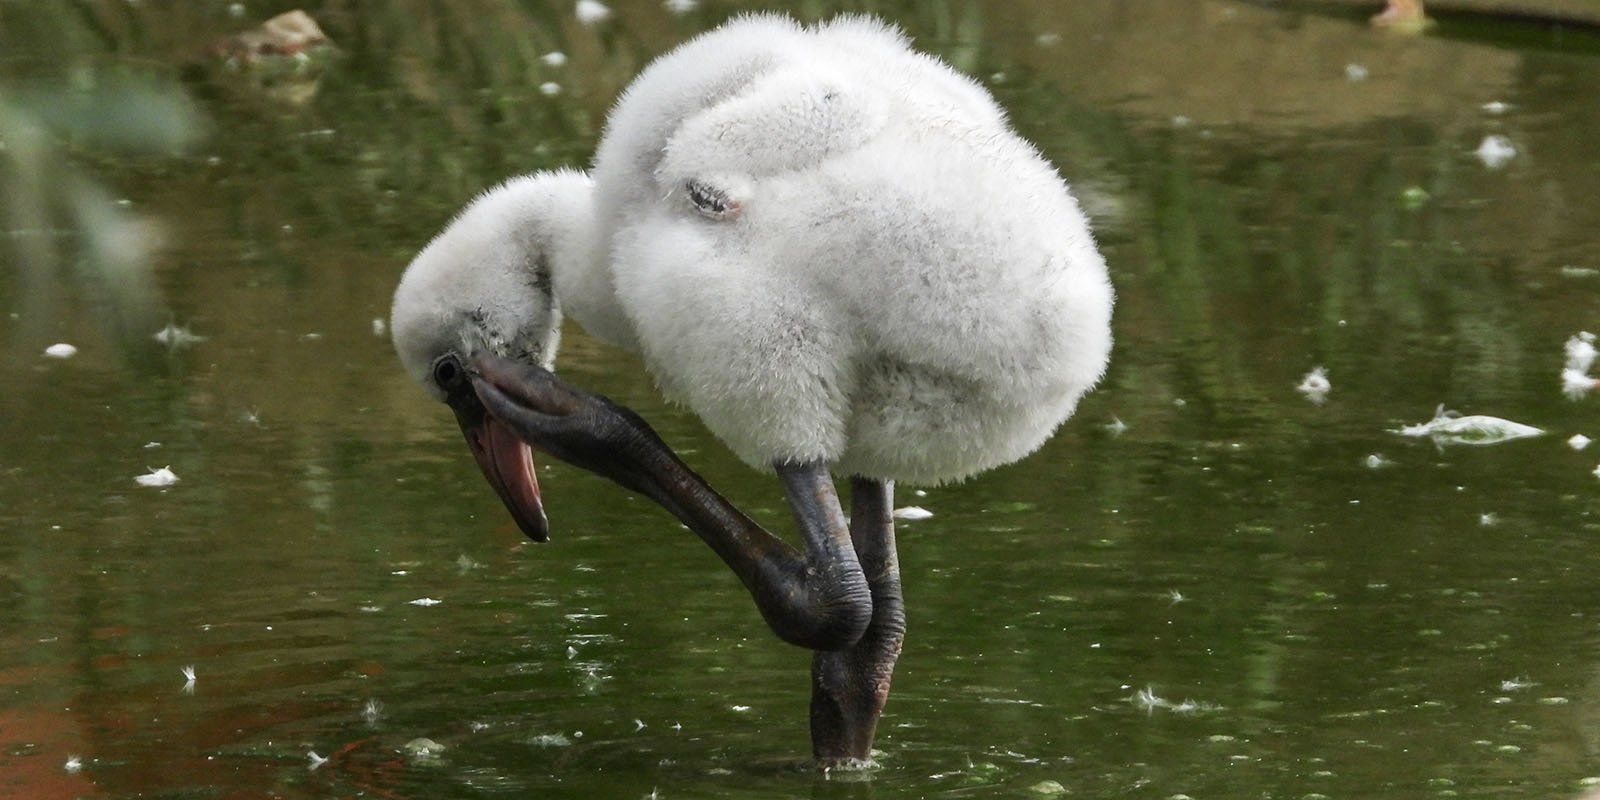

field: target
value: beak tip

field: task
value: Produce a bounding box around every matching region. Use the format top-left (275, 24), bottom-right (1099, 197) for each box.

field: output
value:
top-left (524, 519), bottom-right (551, 543)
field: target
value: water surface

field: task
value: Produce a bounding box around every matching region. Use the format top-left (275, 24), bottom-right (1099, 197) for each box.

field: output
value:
top-left (4, 2), bottom-right (1600, 798)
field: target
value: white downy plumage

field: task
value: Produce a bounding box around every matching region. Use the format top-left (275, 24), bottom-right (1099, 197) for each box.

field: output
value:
top-left (391, 15), bottom-right (1114, 485)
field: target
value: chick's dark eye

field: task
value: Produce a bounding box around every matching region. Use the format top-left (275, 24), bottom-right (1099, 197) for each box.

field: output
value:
top-left (433, 355), bottom-right (465, 391)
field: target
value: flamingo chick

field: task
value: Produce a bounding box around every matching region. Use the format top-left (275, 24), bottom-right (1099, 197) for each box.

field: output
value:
top-left (390, 14), bottom-right (1113, 767)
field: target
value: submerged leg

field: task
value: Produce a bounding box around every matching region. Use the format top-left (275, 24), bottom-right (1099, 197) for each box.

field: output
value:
top-left (810, 477), bottom-right (906, 767)
top-left (469, 353), bottom-right (871, 651)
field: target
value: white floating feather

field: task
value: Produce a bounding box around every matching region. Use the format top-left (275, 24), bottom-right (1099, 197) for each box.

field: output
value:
top-left (1475, 135), bottom-right (1516, 169)
top-left (540, 51), bottom-right (568, 67)
top-left (1563, 368), bottom-right (1598, 400)
top-left (1343, 63), bottom-right (1369, 82)
top-left (307, 751), bottom-right (329, 770)
top-left (575, 0), bottom-right (611, 25)
top-left (136, 467), bottom-right (179, 487)
top-left (1566, 332), bottom-right (1596, 372)
top-left (153, 323), bottom-right (206, 348)
top-left (1393, 406), bottom-right (1543, 445)
top-left (43, 343), bottom-right (77, 359)
top-left (64, 755), bottom-right (82, 773)
top-left (1297, 366), bottom-right (1331, 404)
top-left (663, 0), bottom-right (697, 12)
top-left (1132, 686), bottom-right (1163, 715)
top-left (1364, 454), bottom-right (1392, 469)
top-left (892, 506), bottom-right (933, 520)
top-left (539, 82), bottom-right (562, 97)
top-left (408, 597), bottom-right (443, 606)
top-left (1569, 434), bottom-right (1592, 450)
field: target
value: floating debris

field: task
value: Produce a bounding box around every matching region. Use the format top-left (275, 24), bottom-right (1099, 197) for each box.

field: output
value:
top-left (1567, 333), bottom-right (1596, 372)
top-left (892, 506), bottom-right (933, 520)
top-left (362, 699), bottom-right (383, 724)
top-left (1570, 435), bottom-right (1592, 450)
top-left (1364, 454), bottom-right (1392, 469)
top-left (1561, 266), bottom-right (1599, 278)
top-left (575, 0), bottom-right (611, 25)
top-left (1029, 780), bottom-right (1068, 796)
top-left (1482, 101), bottom-right (1512, 115)
top-left (1393, 406), bottom-right (1543, 446)
top-left (153, 323), bottom-right (206, 348)
top-left (43, 343), bottom-right (77, 359)
top-left (201, 9), bottom-right (337, 106)
top-left (663, 0), bottom-right (698, 12)
top-left (1563, 369), bottom-right (1598, 400)
top-left (1035, 32), bottom-right (1062, 47)
top-left (1399, 186), bottom-right (1430, 209)
top-left (729, 705), bottom-right (751, 712)
top-left (1132, 686), bottom-right (1165, 715)
top-left (1395, 184), bottom-right (1433, 209)
top-left (1104, 416), bottom-right (1128, 436)
top-left (1565, 333), bottom-right (1598, 398)
top-left (136, 467), bottom-right (180, 487)
top-left (1479, 513), bottom-right (1498, 527)
top-left (528, 733), bottom-right (572, 747)
top-left (634, 719), bottom-right (646, 731)
top-left (181, 665), bottom-right (196, 694)
top-left (307, 750), bottom-right (329, 770)
top-left (403, 737), bottom-right (446, 758)
top-left (539, 82), bottom-right (561, 96)
top-left (1344, 63), bottom-right (1369, 82)
top-left (408, 597), bottom-right (443, 607)
top-left (64, 755), bottom-right (82, 773)
top-left (541, 51), bottom-right (568, 68)
top-left (1475, 135), bottom-right (1516, 169)
top-left (1501, 677), bottom-right (1536, 692)
top-left (371, 317), bottom-right (387, 337)
top-left (1297, 366), bottom-right (1331, 404)
top-left (1167, 590), bottom-right (1185, 605)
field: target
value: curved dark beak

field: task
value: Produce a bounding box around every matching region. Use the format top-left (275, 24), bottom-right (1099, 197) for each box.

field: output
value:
top-left (447, 389), bottom-right (549, 543)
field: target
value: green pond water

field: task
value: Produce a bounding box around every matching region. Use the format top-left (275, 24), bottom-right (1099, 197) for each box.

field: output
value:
top-left (4, 1), bottom-right (1600, 798)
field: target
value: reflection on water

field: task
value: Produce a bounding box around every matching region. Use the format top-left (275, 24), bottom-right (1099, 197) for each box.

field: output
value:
top-left (3, 1), bottom-right (1600, 797)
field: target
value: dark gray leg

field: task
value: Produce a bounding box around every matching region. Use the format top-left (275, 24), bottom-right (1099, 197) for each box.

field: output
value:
top-left (469, 353), bottom-right (872, 651)
top-left (810, 476), bottom-right (905, 767)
